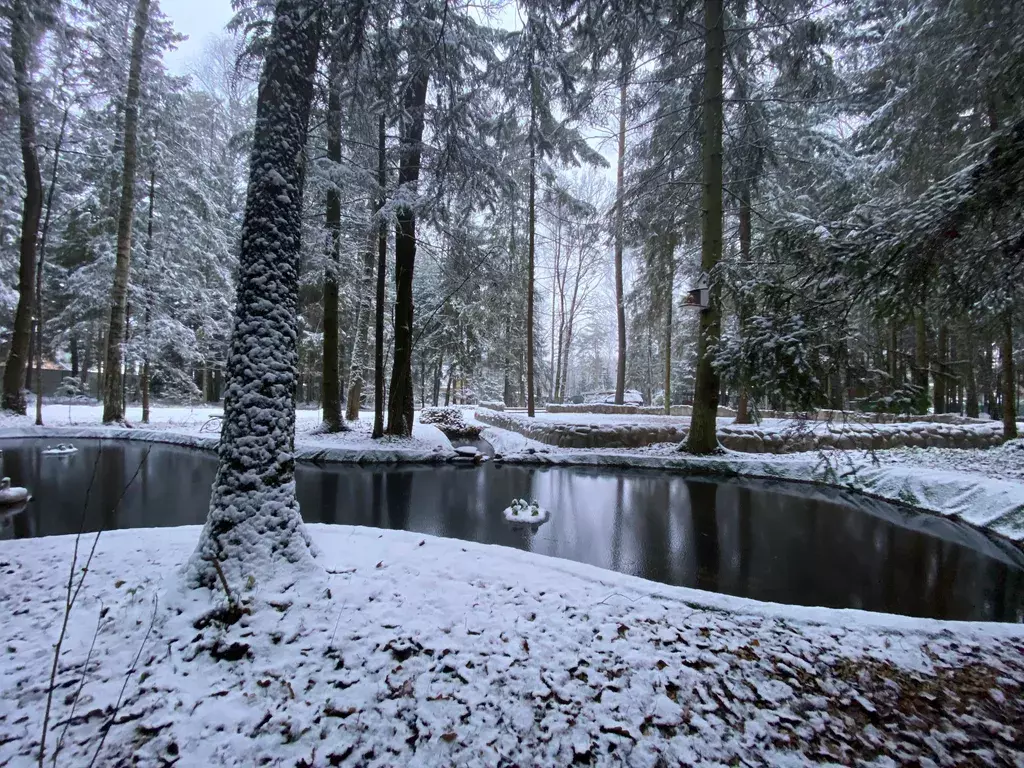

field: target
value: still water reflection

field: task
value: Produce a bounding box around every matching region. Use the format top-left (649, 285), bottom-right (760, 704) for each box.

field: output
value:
top-left (2, 438), bottom-right (1022, 622)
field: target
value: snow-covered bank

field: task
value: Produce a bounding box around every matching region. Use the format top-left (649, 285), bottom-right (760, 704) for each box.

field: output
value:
top-left (1, 525), bottom-right (1022, 766)
top-left (0, 404), bottom-right (455, 463)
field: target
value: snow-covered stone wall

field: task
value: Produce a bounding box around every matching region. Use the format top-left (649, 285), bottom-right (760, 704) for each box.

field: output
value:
top-left (477, 409), bottom-right (686, 448)
top-left (547, 403), bottom-right (737, 417)
top-left (475, 409), bottom-right (1005, 453)
top-left (719, 422), bottom-right (1005, 453)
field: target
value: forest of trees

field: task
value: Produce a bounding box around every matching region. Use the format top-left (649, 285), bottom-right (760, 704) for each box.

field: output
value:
top-left (1, 0), bottom-right (1022, 453)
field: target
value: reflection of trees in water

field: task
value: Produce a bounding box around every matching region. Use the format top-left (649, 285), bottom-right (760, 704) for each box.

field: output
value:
top-left (384, 470), bottom-right (413, 529)
top-left (687, 481), bottom-right (719, 593)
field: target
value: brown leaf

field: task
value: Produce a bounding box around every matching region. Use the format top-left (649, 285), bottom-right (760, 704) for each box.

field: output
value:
top-left (441, 732), bottom-right (458, 743)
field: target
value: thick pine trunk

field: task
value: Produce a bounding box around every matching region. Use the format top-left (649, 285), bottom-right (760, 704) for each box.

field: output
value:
top-left (1003, 312), bottom-right (1017, 439)
top-left (102, 0), bottom-right (151, 424)
top-left (613, 56), bottom-right (629, 405)
top-left (372, 113), bottom-right (387, 438)
top-left (386, 69), bottom-right (428, 437)
top-left (319, 49), bottom-right (348, 434)
top-left (187, 0), bottom-right (322, 587)
top-left (685, 0), bottom-right (725, 454)
top-left (321, 50), bottom-right (345, 432)
top-left (3, 0), bottom-right (43, 415)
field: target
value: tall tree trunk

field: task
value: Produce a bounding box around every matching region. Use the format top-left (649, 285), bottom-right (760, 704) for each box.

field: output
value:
top-left (187, 0), bottom-right (322, 587)
top-left (524, 61), bottom-right (540, 421)
top-left (934, 323), bottom-right (948, 414)
top-left (372, 113), bottom-right (387, 438)
top-left (1003, 311), bottom-right (1017, 439)
top-left (914, 308), bottom-right (929, 413)
top-left (346, 233), bottom-right (375, 421)
top-left (141, 169), bottom-right (155, 424)
top-left (70, 336), bottom-right (80, 379)
top-left (33, 105), bottom-right (68, 426)
top-left (965, 326), bottom-right (979, 418)
top-left (613, 54), bottom-right (629, 405)
top-left (685, 0), bottom-right (725, 454)
top-left (888, 319), bottom-right (899, 383)
top-left (321, 48), bottom-right (345, 432)
top-left (735, 190), bottom-right (752, 424)
top-left (3, 0), bottom-right (43, 415)
top-left (386, 68), bottom-right (428, 437)
top-left (663, 234), bottom-right (675, 416)
top-left (526, 68), bottom-right (537, 418)
top-left (102, 0), bottom-right (151, 423)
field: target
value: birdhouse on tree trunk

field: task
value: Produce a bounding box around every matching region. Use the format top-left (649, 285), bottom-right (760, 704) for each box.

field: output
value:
top-left (683, 275), bottom-right (710, 311)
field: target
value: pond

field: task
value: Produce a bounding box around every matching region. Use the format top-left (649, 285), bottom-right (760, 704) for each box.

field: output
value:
top-left (2, 438), bottom-right (1023, 622)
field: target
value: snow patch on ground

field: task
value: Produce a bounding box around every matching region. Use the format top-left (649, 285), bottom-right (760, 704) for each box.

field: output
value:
top-left (0, 404), bottom-right (455, 463)
top-left (1, 526), bottom-right (1022, 766)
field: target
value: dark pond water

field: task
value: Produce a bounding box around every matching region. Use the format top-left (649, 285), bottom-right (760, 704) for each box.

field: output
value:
top-left (2, 438), bottom-right (1023, 622)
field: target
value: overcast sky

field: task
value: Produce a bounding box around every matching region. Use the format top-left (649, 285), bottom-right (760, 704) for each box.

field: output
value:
top-left (160, 0), bottom-right (235, 74)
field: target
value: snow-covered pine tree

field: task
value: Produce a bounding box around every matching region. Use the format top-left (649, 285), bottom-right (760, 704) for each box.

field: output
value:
top-left (187, 0), bottom-right (323, 587)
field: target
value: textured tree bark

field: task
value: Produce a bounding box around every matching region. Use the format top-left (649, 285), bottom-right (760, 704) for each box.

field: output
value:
top-left (3, 0), bottom-right (43, 415)
top-left (372, 113), bottom-right (387, 438)
top-left (102, 0), bottom-right (151, 423)
top-left (187, 0), bottom-right (322, 587)
top-left (321, 47), bottom-right (345, 432)
top-left (141, 169), bottom-right (155, 424)
top-left (386, 68), bottom-right (428, 437)
top-left (613, 55), bottom-right (629, 405)
top-left (1003, 312), bottom-right (1017, 439)
top-left (686, 0), bottom-right (725, 454)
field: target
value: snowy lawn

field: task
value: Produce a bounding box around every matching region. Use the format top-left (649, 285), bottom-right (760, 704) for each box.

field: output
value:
top-left (1, 525), bottom-right (1023, 767)
top-left (0, 404), bottom-right (454, 463)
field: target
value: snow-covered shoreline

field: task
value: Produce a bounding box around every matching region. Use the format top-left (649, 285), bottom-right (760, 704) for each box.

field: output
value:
top-left (2, 406), bottom-right (1024, 544)
top-left (1, 525), bottom-right (1022, 766)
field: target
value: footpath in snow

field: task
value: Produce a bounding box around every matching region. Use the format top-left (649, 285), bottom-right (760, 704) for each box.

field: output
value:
top-left (1, 525), bottom-right (1022, 767)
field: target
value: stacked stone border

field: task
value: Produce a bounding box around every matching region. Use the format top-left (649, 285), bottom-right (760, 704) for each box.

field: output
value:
top-left (475, 408), bottom-right (1004, 453)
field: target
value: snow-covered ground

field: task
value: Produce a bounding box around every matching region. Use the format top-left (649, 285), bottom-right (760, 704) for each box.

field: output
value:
top-left (1, 525), bottom-right (1022, 767)
top-left (0, 403), bottom-right (454, 463)
top-left (874, 439), bottom-right (1024, 483)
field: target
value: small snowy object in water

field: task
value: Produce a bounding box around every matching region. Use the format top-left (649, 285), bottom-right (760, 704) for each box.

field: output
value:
top-left (503, 498), bottom-right (551, 524)
top-left (455, 446), bottom-right (479, 457)
top-left (41, 443), bottom-right (78, 456)
top-left (0, 477), bottom-right (29, 505)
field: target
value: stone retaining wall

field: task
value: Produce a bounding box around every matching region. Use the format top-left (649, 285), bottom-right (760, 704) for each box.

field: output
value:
top-left (718, 422), bottom-right (1004, 453)
top-left (475, 408), bottom-right (1004, 453)
top-left (477, 409), bottom-right (686, 449)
